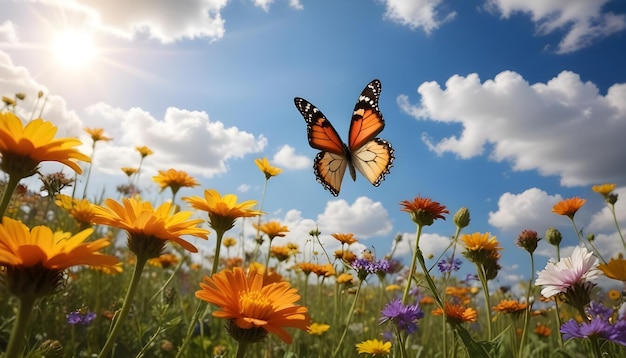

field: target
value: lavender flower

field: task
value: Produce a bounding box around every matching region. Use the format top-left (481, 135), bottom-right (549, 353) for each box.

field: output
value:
top-left (352, 258), bottom-right (391, 280)
top-left (66, 310), bottom-right (96, 326)
top-left (379, 299), bottom-right (424, 334)
top-left (437, 256), bottom-right (462, 273)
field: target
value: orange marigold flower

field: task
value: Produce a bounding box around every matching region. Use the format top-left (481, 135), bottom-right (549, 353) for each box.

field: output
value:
top-left (598, 255), bottom-right (626, 282)
top-left (0, 217), bottom-right (119, 298)
top-left (0, 112), bottom-right (90, 178)
top-left (296, 262), bottom-right (318, 276)
top-left (336, 273), bottom-right (354, 284)
top-left (222, 237), bottom-right (237, 248)
top-left (552, 197), bottom-right (586, 219)
top-left (332, 233), bottom-right (358, 245)
top-left (461, 232), bottom-right (502, 265)
top-left (152, 168), bottom-right (199, 195)
top-left (148, 253), bottom-right (179, 268)
top-left (270, 245), bottom-right (292, 262)
top-left (493, 299), bottom-right (527, 314)
top-left (311, 263), bottom-right (335, 278)
top-left (121, 167), bottom-right (138, 177)
top-left (592, 183), bottom-right (616, 196)
top-left (534, 323), bottom-right (551, 337)
top-left (254, 221), bottom-right (289, 240)
top-left (254, 157), bottom-right (282, 180)
top-left (335, 249), bottom-right (357, 264)
top-left (91, 198), bottom-right (209, 258)
top-left (195, 267), bottom-right (310, 344)
top-left (400, 196), bottom-right (449, 227)
top-left (84, 127), bottom-right (112, 142)
top-left (136, 145), bottom-right (154, 158)
top-left (433, 302), bottom-right (478, 326)
top-left (55, 194), bottom-right (97, 229)
top-left (183, 189), bottom-right (262, 234)
top-left (608, 289), bottom-right (622, 300)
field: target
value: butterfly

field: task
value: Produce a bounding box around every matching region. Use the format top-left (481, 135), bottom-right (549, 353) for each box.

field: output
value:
top-left (294, 79), bottom-right (394, 196)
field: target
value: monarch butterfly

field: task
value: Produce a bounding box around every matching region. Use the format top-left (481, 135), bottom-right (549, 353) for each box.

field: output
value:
top-left (294, 79), bottom-right (394, 196)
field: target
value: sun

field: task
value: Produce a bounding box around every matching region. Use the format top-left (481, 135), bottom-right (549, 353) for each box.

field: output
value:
top-left (52, 30), bottom-right (98, 68)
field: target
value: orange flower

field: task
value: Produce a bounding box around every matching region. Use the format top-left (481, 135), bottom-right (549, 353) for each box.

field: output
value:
top-left (148, 253), bottom-right (179, 268)
top-left (493, 299), bottom-right (527, 314)
top-left (254, 221), bottom-right (289, 240)
top-left (270, 245), bottom-right (292, 262)
top-left (534, 324), bottom-right (551, 337)
top-left (195, 267), bottom-right (310, 344)
top-left (0, 217), bottom-right (119, 298)
top-left (222, 237), bottom-right (237, 248)
top-left (136, 146), bottom-right (154, 158)
top-left (336, 273), bottom-right (354, 284)
top-left (183, 189), bottom-right (261, 234)
top-left (296, 262), bottom-right (319, 276)
top-left (592, 183), bottom-right (616, 197)
top-left (432, 302), bottom-right (477, 325)
top-left (55, 194), bottom-right (97, 229)
top-left (152, 168), bottom-right (199, 195)
top-left (552, 197), bottom-right (586, 219)
top-left (598, 256), bottom-right (626, 282)
top-left (307, 322), bottom-right (330, 336)
top-left (84, 127), bottom-right (112, 142)
top-left (608, 289), bottom-right (621, 300)
top-left (0, 112), bottom-right (90, 178)
top-left (121, 167), bottom-right (138, 177)
top-left (254, 157), bottom-right (282, 180)
top-left (400, 196), bottom-right (449, 226)
top-left (332, 233), bottom-right (358, 245)
top-left (91, 197), bottom-right (209, 257)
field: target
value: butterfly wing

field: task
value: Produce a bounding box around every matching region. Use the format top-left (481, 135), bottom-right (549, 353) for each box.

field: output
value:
top-left (348, 79), bottom-right (394, 186)
top-left (294, 97), bottom-right (350, 196)
top-left (351, 138), bottom-right (394, 187)
top-left (348, 79), bottom-right (384, 150)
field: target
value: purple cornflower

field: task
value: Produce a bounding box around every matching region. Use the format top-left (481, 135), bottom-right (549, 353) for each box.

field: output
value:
top-left (437, 256), bottom-right (462, 274)
top-left (586, 301), bottom-right (613, 320)
top-left (379, 299), bottom-right (424, 334)
top-left (66, 310), bottom-right (97, 326)
top-left (352, 258), bottom-right (390, 280)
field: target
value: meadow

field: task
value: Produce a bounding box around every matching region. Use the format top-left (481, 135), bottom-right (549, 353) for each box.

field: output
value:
top-left (1, 98), bottom-right (626, 358)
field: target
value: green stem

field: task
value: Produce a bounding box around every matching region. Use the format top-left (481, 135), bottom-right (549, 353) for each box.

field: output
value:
top-left (331, 279), bottom-right (363, 358)
top-left (236, 341), bottom-right (249, 358)
top-left (4, 295), bottom-right (36, 358)
top-left (610, 204), bottom-right (626, 251)
top-left (212, 230), bottom-right (226, 275)
top-left (97, 255), bottom-right (148, 358)
top-left (518, 254), bottom-right (535, 358)
top-left (82, 142), bottom-right (96, 199)
top-left (0, 174), bottom-right (21, 218)
top-left (395, 325), bottom-right (407, 358)
top-left (401, 224), bottom-right (423, 305)
top-left (476, 264), bottom-right (493, 340)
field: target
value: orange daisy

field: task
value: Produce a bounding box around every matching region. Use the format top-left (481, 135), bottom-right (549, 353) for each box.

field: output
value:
top-left (332, 233), bottom-right (358, 245)
top-left (195, 267), bottom-right (310, 344)
top-left (400, 196), bottom-right (449, 226)
top-left (492, 299), bottom-right (527, 314)
top-left (592, 183), bottom-right (616, 197)
top-left (597, 256), bottom-right (626, 282)
top-left (254, 157), bottom-right (282, 180)
top-left (152, 168), bottom-right (199, 195)
top-left (253, 221), bottom-right (289, 240)
top-left (136, 145), bottom-right (154, 158)
top-left (552, 197), bottom-right (586, 219)
top-left (433, 302), bottom-right (478, 326)
top-left (183, 189), bottom-right (262, 234)
top-left (84, 127), bottom-right (112, 143)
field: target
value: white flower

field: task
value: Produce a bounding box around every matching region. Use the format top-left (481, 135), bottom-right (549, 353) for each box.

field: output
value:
top-left (535, 245), bottom-right (601, 298)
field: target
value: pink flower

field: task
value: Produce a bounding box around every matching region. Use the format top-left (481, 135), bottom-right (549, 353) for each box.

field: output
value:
top-left (535, 245), bottom-right (601, 298)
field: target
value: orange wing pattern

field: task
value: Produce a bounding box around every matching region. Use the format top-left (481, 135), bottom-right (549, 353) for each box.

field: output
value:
top-left (294, 79), bottom-right (393, 196)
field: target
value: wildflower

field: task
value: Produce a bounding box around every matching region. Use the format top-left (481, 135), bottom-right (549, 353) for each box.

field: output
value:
top-left (336, 273), bottom-right (354, 285)
top-left (461, 232), bottom-right (502, 265)
top-left (379, 298), bottom-right (424, 334)
top-left (400, 196), bottom-right (449, 227)
top-left (55, 194), bottom-right (97, 229)
top-left (0, 113), bottom-right (90, 178)
top-left (152, 169), bottom-right (199, 196)
top-left (560, 317), bottom-right (626, 346)
top-left (84, 127), bottom-right (112, 142)
top-left (195, 267), bottom-right (310, 344)
top-left (223, 237), bottom-right (237, 248)
top-left (92, 197), bottom-right (209, 258)
top-left (534, 324), bottom-right (551, 337)
top-left (516, 229), bottom-right (540, 254)
top-left (545, 227), bottom-right (562, 247)
top-left (609, 289), bottom-right (622, 300)
top-left (296, 262), bottom-right (318, 276)
top-left (308, 322), bottom-right (330, 335)
top-left (385, 284), bottom-right (401, 292)
top-left (270, 245), bottom-right (292, 262)
top-left (592, 183), bottom-right (616, 198)
top-left (40, 172), bottom-right (74, 197)
top-left (453, 207), bottom-right (471, 229)
top-left (598, 255), bottom-right (626, 282)
top-left (253, 221), bottom-right (289, 240)
top-left (552, 197), bottom-right (586, 219)
top-left (136, 145), bottom-right (154, 158)
top-left (255, 157), bottom-right (282, 179)
top-left (355, 339), bottom-right (392, 355)
top-left (0, 217), bottom-right (119, 298)
top-left (67, 310), bottom-right (97, 326)
top-left (432, 302), bottom-right (478, 326)
top-left (493, 299), bottom-right (527, 315)
top-left (335, 249), bottom-right (357, 264)
top-left (148, 253), bottom-right (179, 268)
top-left (183, 189), bottom-right (262, 234)
top-left (437, 256), bottom-right (462, 274)
top-left (121, 167), bottom-right (138, 177)
top-left (332, 232), bottom-right (358, 245)
top-left (352, 258), bottom-right (388, 281)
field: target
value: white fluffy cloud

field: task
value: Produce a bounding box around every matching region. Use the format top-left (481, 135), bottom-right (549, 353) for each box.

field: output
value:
top-left (485, 0), bottom-right (626, 53)
top-left (588, 187), bottom-right (626, 233)
top-left (316, 196), bottom-right (394, 239)
top-left (253, 0), bottom-right (303, 12)
top-left (34, 0), bottom-right (228, 43)
top-left (399, 70), bottom-right (626, 187)
top-left (0, 21), bottom-right (19, 43)
top-left (272, 144), bottom-right (311, 170)
top-left (83, 103), bottom-right (267, 180)
top-left (393, 231), bottom-right (453, 259)
top-left (381, 0), bottom-right (456, 34)
top-left (488, 188), bottom-right (563, 233)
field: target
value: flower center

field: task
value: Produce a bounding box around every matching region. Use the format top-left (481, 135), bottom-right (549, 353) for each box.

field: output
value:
top-left (239, 291), bottom-right (272, 319)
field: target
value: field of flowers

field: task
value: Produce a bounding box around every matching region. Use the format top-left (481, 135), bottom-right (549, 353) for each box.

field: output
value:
top-left (1, 97), bottom-right (626, 358)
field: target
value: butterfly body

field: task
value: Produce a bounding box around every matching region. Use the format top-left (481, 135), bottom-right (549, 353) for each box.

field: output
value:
top-left (294, 79), bottom-right (394, 196)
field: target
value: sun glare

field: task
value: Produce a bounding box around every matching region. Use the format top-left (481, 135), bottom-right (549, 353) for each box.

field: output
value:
top-left (52, 30), bottom-right (97, 68)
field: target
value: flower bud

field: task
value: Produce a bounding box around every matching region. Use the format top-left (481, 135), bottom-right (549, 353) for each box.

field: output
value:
top-left (545, 227), bottom-right (562, 247)
top-left (607, 193), bottom-right (618, 205)
top-left (587, 233), bottom-right (595, 242)
top-left (517, 229), bottom-right (540, 254)
top-left (453, 207), bottom-right (471, 229)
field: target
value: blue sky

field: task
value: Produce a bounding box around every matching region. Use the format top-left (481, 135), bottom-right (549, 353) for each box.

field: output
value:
top-left (2, 0), bottom-right (626, 291)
